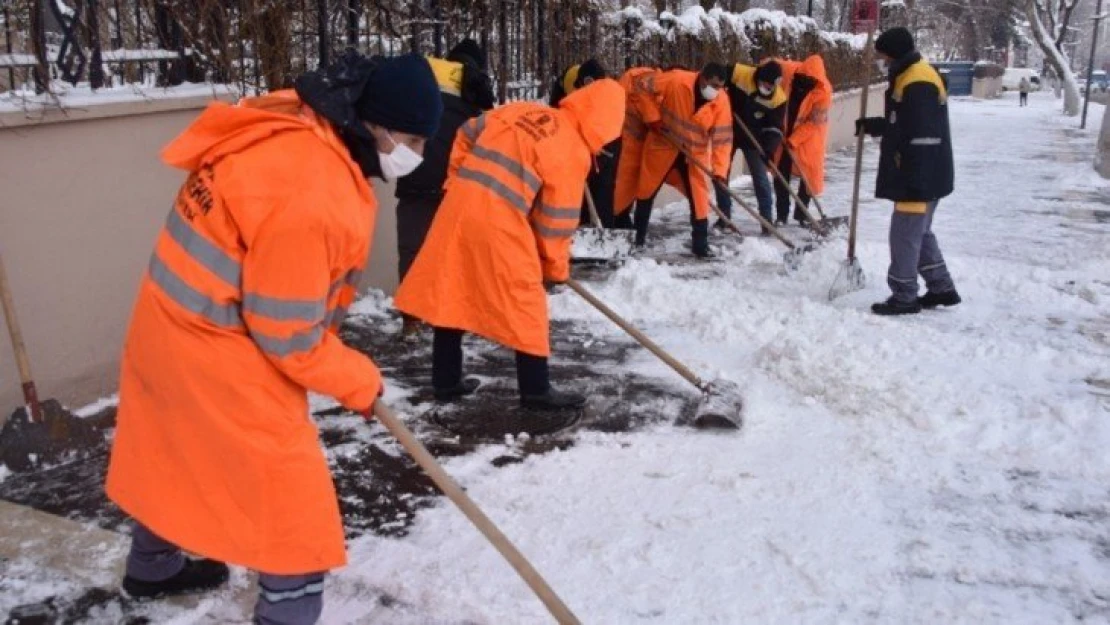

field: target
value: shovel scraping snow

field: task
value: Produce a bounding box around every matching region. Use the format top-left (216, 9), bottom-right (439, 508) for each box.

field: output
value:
top-left (565, 279), bottom-right (743, 429)
top-left (0, 250), bottom-right (103, 472)
top-left (570, 187), bottom-right (636, 264)
top-left (828, 30), bottom-right (875, 301)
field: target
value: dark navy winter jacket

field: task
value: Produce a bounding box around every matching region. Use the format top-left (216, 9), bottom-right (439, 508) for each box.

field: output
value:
top-left (872, 52), bottom-right (955, 202)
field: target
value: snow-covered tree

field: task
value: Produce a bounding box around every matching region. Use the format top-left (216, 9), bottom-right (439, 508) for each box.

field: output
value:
top-left (1025, 0), bottom-right (1082, 115)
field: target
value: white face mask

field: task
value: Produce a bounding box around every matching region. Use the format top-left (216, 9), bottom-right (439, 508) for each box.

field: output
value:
top-left (758, 84), bottom-right (774, 97)
top-left (876, 59), bottom-right (889, 75)
top-left (700, 84), bottom-right (720, 100)
top-left (378, 133), bottom-right (424, 181)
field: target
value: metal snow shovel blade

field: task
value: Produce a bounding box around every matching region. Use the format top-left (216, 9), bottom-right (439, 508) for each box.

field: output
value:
top-left (0, 251), bottom-right (104, 472)
top-left (828, 29), bottom-right (875, 302)
top-left (570, 187), bottom-right (636, 264)
top-left (566, 279), bottom-right (743, 429)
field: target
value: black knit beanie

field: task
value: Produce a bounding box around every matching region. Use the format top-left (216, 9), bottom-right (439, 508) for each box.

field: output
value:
top-left (295, 50), bottom-right (442, 140)
top-left (448, 38), bottom-right (487, 70)
top-left (755, 61), bottom-right (782, 85)
top-left (355, 53), bottom-right (442, 138)
top-left (875, 27), bottom-right (915, 60)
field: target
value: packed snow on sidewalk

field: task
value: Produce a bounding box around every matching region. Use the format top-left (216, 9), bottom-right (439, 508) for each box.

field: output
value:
top-left (3, 91), bottom-right (1108, 624)
top-left (323, 91), bottom-right (1110, 624)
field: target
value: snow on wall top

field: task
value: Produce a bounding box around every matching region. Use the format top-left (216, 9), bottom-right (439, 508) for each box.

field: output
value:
top-left (606, 5), bottom-right (867, 51)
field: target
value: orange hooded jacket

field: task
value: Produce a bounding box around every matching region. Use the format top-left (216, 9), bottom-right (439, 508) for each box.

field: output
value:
top-left (613, 67), bottom-right (660, 216)
top-left (105, 91), bottom-right (381, 575)
top-left (394, 79), bottom-right (625, 357)
top-left (784, 55), bottom-right (833, 195)
top-left (614, 70), bottom-right (732, 220)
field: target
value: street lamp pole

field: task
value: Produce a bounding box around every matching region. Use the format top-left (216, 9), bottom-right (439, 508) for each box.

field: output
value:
top-left (1080, 0), bottom-right (1106, 130)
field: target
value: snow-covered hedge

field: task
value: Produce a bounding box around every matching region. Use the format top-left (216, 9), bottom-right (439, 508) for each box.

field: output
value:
top-left (603, 5), bottom-right (873, 90)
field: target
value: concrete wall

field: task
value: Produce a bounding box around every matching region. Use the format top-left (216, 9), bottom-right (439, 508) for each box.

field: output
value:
top-left (0, 97), bottom-right (399, 412)
top-left (0, 86), bottom-right (882, 412)
top-left (972, 77), bottom-right (1003, 100)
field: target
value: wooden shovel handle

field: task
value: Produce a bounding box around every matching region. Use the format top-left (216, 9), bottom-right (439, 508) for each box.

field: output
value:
top-left (849, 29), bottom-right (877, 262)
top-left (0, 250), bottom-right (42, 422)
top-left (583, 186), bottom-right (604, 230)
top-left (657, 129), bottom-right (796, 250)
top-left (731, 112), bottom-right (826, 225)
top-left (368, 401), bottom-right (581, 625)
top-left (778, 142), bottom-right (831, 220)
top-left (565, 279), bottom-right (707, 392)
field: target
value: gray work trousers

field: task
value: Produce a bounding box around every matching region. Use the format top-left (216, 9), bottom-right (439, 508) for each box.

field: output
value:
top-left (127, 522), bottom-right (326, 624)
top-left (887, 200), bottom-right (956, 303)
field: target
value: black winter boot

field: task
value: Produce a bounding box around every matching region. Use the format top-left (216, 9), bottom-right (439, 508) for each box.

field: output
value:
top-left (520, 387), bottom-right (587, 410)
top-left (691, 219), bottom-right (712, 258)
top-left (871, 297), bottom-right (922, 316)
top-left (434, 377), bottom-right (481, 401)
top-left (122, 559), bottom-right (229, 599)
top-left (918, 290), bottom-right (961, 309)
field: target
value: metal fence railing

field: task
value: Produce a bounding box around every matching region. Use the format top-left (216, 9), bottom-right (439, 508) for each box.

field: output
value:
top-left (1, 1), bottom-right (871, 101)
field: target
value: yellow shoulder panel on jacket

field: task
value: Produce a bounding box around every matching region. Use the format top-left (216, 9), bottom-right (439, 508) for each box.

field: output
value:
top-left (427, 57), bottom-right (463, 96)
top-left (731, 64), bottom-right (756, 94)
top-left (894, 60), bottom-right (948, 104)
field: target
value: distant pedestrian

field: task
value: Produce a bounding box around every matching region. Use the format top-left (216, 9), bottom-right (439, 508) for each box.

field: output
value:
top-left (1019, 77), bottom-right (1030, 107)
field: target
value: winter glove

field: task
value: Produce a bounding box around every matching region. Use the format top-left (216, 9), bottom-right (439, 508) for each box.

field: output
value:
top-left (855, 117), bottom-right (886, 138)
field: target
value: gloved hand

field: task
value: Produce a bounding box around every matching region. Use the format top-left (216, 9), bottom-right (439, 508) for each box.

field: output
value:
top-left (855, 117), bottom-right (885, 138)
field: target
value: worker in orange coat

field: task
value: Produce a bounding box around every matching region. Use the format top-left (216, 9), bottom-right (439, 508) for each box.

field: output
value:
top-left (549, 59), bottom-right (618, 226)
top-left (773, 54), bottom-right (833, 225)
top-left (394, 79), bottom-right (625, 419)
top-left (104, 52), bottom-right (442, 624)
top-left (613, 65), bottom-right (661, 228)
top-left (615, 63), bottom-right (733, 258)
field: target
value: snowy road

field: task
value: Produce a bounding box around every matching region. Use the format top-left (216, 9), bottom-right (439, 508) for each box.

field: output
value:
top-left (325, 90), bottom-right (1110, 624)
top-left (2, 91), bottom-right (1106, 624)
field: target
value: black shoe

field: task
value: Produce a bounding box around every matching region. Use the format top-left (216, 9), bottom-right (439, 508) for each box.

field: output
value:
top-left (871, 297), bottom-right (922, 316)
top-left (918, 290), bottom-right (961, 309)
top-left (774, 217), bottom-right (788, 227)
top-left (794, 215), bottom-right (810, 226)
top-left (122, 558), bottom-right (229, 599)
top-left (434, 377), bottom-right (481, 401)
top-left (520, 388), bottom-right (587, 411)
top-left (760, 226), bottom-right (773, 237)
top-left (712, 219), bottom-right (730, 231)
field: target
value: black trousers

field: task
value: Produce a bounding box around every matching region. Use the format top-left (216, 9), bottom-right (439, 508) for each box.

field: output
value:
top-left (773, 153), bottom-right (812, 222)
top-left (579, 138), bottom-right (622, 228)
top-left (396, 194), bottom-right (441, 281)
top-left (632, 155), bottom-right (708, 253)
top-left (432, 327), bottom-right (550, 395)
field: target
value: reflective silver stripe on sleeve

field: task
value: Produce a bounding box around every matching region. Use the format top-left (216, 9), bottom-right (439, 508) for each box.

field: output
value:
top-left (532, 223), bottom-right (578, 238)
top-left (147, 254), bottom-right (243, 328)
top-left (539, 204), bottom-right (580, 219)
top-left (242, 293), bottom-right (326, 323)
top-left (461, 115), bottom-right (487, 141)
top-left (164, 210), bottom-right (241, 287)
top-left (249, 324), bottom-right (326, 358)
top-left (910, 137), bottom-right (942, 145)
top-left (456, 167), bottom-right (530, 214)
top-left (470, 144), bottom-right (542, 194)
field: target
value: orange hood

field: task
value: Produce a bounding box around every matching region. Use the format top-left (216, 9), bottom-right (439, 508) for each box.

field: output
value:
top-left (161, 90), bottom-right (355, 174)
top-left (799, 55), bottom-right (832, 93)
top-left (558, 78), bottom-right (626, 153)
